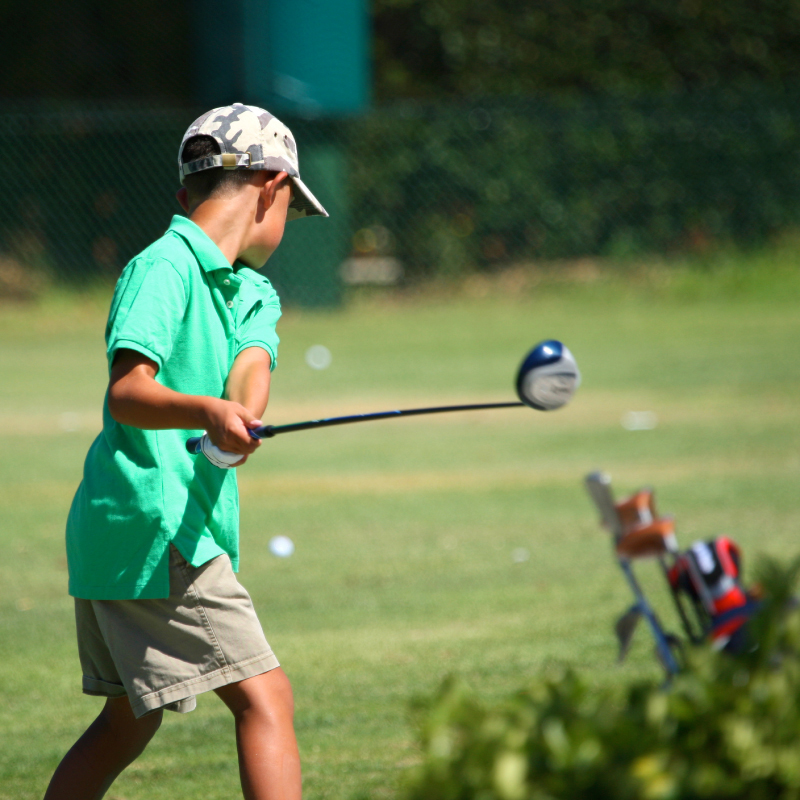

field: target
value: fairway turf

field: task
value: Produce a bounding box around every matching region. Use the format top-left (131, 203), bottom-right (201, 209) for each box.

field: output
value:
top-left (1, 256), bottom-right (799, 799)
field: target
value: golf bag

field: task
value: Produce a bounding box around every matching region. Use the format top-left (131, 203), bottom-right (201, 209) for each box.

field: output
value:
top-left (667, 537), bottom-right (758, 652)
top-left (585, 472), bottom-right (758, 674)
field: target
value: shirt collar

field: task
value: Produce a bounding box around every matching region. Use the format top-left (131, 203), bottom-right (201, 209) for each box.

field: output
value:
top-left (168, 215), bottom-right (233, 275)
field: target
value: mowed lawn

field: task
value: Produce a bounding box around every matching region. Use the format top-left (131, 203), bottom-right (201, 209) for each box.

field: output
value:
top-left (0, 258), bottom-right (798, 799)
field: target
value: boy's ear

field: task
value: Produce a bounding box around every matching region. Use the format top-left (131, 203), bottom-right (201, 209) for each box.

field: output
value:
top-left (261, 171), bottom-right (290, 207)
top-left (176, 186), bottom-right (190, 212)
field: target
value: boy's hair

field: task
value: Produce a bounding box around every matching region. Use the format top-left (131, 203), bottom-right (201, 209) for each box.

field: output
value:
top-left (181, 135), bottom-right (268, 202)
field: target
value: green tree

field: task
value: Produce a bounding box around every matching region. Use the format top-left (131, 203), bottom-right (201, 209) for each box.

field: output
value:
top-left (0, 0), bottom-right (190, 101)
top-left (373, 0), bottom-right (800, 100)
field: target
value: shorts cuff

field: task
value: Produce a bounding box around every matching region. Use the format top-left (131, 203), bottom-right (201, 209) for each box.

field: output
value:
top-left (82, 675), bottom-right (127, 698)
top-left (130, 651), bottom-right (281, 719)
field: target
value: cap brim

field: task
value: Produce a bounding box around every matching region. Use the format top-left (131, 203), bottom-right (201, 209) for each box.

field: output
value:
top-left (287, 176), bottom-right (329, 221)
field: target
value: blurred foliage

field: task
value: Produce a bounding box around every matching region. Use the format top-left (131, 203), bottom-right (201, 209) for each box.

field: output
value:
top-left (0, 109), bottom-right (185, 291)
top-left (3, 0), bottom-right (799, 105)
top-left (347, 90), bottom-right (800, 277)
top-left (3, 1), bottom-right (800, 300)
top-left (0, 0), bottom-right (190, 102)
top-left (374, 0), bottom-right (800, 100)
top-left (1, 88), bottom-right (798, 302)
top-left (406, 556), bottom-right (800, 800)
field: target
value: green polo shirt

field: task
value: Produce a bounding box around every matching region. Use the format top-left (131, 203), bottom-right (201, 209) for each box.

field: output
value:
top-left (66, 215), bottom-right (281, 600)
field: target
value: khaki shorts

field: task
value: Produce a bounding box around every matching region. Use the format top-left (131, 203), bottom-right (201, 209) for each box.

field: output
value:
top-left (75, 545), bottom-right (279, 719)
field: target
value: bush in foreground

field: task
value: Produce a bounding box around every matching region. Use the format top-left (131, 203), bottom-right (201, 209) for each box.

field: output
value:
top-left (406, 557), bottom-right (800, 800)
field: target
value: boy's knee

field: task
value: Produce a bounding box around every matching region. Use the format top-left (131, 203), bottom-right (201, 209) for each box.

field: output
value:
top-left (100, 697), bottom-right (163, 746)
top-left (136, 709), bottom-right (164, 739)
top-left (268, 669), bottom-right (295, 718)
top-left (217, 668), bottom-right (295, 723)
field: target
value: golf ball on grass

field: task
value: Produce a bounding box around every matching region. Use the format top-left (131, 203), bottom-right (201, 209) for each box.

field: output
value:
top-left (305, 345), bottom-right (332, 370)
top-left (512, 547), bottom-right (530, 563)
top-left (269, 536), bottom-right (295, 558)
top-left (621, 411), bottom-right (658, 430)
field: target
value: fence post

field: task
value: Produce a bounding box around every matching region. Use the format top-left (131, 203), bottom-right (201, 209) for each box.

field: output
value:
top-left (264, 134), bottom-right (348, 307)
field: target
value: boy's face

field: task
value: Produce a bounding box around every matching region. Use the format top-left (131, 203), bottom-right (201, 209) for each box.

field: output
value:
top-left (239, 173), bottom-right (294, 269)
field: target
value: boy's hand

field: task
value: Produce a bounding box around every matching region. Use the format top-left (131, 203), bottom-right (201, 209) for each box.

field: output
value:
top-left (204, 399), bottom-right (263, 458)
top-left (107, 348), bottom-right (268, 468)
top-left (198, 433), bottom-right (250, 469)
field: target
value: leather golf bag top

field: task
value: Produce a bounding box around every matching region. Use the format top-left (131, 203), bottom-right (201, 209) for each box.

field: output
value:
top-left (613, 488), bottom-right (678, 560)
top-left (667, 537), bottom-right (750, 647)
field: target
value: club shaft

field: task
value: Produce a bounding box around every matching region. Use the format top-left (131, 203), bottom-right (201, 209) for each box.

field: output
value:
top-left (256, 401), bottom-right (525, 437)
top-left (186, 401), bottom-right (524, 453)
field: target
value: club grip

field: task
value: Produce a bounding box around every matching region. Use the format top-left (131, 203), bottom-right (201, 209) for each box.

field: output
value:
top-left (186, 426), bottom-right (272, 455)
top-left (186, 436), bottom-right (202, 454)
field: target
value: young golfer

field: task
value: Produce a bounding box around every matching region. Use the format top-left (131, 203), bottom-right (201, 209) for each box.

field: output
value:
top-left (44, 103), bottom-right (328, 800)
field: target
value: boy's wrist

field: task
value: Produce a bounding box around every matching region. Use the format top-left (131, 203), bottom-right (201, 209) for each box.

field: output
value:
top-left (196, 395), bottom-right (224, 431)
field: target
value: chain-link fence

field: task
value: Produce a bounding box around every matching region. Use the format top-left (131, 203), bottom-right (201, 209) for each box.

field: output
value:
top-left (1, 90), bottom-right (799, 305)
top-left (0, 107), bottom-right (189, 299)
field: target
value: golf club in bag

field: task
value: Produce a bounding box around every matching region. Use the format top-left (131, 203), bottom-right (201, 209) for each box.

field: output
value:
top-left (585, 471), bottom-right (759, 676)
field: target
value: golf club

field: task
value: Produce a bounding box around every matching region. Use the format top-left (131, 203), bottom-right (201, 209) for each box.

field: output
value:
top-left (186, 339), bottom-right (580, 455)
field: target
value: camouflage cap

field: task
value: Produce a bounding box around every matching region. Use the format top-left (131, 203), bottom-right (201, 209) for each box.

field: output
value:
top-left (178, 103), bottom-right (328, 221)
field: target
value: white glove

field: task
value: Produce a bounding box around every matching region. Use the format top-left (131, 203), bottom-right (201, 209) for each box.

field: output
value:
top-left (199, 433), bottom-right (243, 469)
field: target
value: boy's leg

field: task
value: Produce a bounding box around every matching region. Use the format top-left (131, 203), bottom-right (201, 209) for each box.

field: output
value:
top-left (43, 695), bottom-right (162, 800)
top-left (215, 668), bottom-right (301, 800)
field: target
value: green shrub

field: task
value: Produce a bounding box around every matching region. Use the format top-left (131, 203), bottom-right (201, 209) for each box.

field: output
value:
top-left (406, 557), bottom-right (800, 800)
top-left (343, 91), bottom-right (800, 278)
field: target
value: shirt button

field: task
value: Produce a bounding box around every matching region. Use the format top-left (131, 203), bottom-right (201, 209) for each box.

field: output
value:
top-left (226, 300), bottom-right (234, 308)
top-left (223, 279), bottom-right (231, 285)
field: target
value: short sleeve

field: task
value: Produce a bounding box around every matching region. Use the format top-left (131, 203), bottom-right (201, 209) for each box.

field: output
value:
top-left (105, 258), bottom-right (188, 371)
top-left (235, 269), bottom-right (282, 370)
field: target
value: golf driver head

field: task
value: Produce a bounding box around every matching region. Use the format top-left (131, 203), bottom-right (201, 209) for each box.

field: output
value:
top-left (516, 340), bottom-right (581, 411)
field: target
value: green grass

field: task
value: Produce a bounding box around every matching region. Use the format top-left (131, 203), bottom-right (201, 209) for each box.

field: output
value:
top-left (1, 250), bottom-right (799, 799)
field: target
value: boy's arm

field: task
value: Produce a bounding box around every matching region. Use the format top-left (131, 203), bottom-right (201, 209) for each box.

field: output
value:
top-left (108, 349), bottom-right (262, 456)
top-left (224, 346), bottom-right (272, 419)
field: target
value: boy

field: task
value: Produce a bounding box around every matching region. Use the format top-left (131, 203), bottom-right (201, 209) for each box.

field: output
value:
top-left (44, 103), bottom-right (328, 800)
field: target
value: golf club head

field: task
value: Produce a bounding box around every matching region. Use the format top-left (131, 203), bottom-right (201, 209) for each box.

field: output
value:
top-left (615, 606), bottom-right (642, 663)
top-left (516, 340), bottom-right (581, 411)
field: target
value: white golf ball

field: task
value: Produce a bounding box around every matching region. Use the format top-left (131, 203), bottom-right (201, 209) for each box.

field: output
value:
top-left (512, 547), bottom-right (530, 563)
top-left (305, 345), bottom-right (332, 370)
top-left (621, 411), bottom-right (658, 431)
top-left (269, 536), bottom-right (295, 558)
